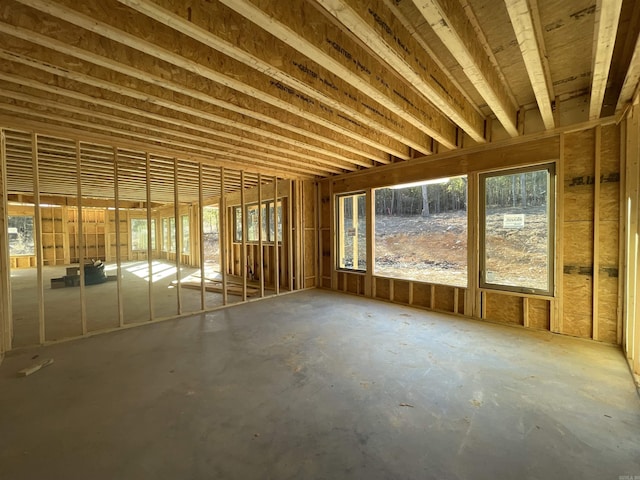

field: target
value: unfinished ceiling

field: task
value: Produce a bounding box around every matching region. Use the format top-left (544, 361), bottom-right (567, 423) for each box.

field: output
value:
top-left (0, 0), bottom-right (639, 183)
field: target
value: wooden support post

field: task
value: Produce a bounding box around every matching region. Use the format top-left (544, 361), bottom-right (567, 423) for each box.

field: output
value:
top-left (618, 115), bottom-right (627, 345)
top-left (365, 188), bottom-right (373, 297)
top-left (240, 171), bottom-right (247, 302)
top-left (593, 125), bottom-right (601, 340)
top-left (75, 140), bottom-right (87, 335)
top-left (258, 173), bottom-right (265, 298)
top-left (198, 163), bottom-right (205, 310)
top-left (523, 297), bottom-right (530, 328)
top-left (31, 133), bottom-right (45, 344)
top-left (389, 279), bottom-right (395, 302)
top-left (113, 148), bottom-right (124, 328)
top-left (316, 181), bottom-right (322, 287)
top-left (453, 288), bottom-right (459, 314)
top-left (554, 134), bottom-right (565, 334)
top-left (173, 158), bottom-right (182, 315)
top-left (288, 180), bottom-right (294, 292)
top-left (0, 129), bottom-right (10, 352)
top-left (430, 284), bottom-right (435, 310)
top-left (273, 176), bottom-right (280, 295)
top-left (220, 167), bottom-right (228, 306)
top-left (352, 195), bottom-right (359, 269)
top-left (467, 173), bottom-right (479, 317)
top-left (330, 181), bottom-right (337, 289)
top-left (145, 153), bottom-right (154, 320)
top-left (408, 282), bottom-right (414, 305)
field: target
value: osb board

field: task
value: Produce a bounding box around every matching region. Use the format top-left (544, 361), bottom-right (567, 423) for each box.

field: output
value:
top-left (562, 222), bottom-right (593, 265)
top-left (562, 311), bottom-right (592, 339)
top-left (411, 282), bottom-right (431, 308)
top-left (485, 293), bottom-right (523, 325)
top-left (563, 129), bottom-right (595, 177)
top-left (563, 189), bottom-right (594, 221)
top-left (319, 181), bottom-right (331, 228)
top-left (598, 223), bottom-right (619, 267)
top-left (393, 280), bottom-right (410, 304)
top-left (528, 298), bottom-right (551, 330)
top-left (337, 272), bottom-right (345, 292)
top-left (322, 277), bottom-right (332, 289)
top-left (433, 285), bottom-right (455, 313)
top-left (597, 276), bottom-right (618, 344)
top-left (375, 277), bottom-right (390, 301)
top-left (346, 273), bottom-right (363, 295)
top-left (563, 272), bottom-right (593, 317)
top-left (599, 182), bottom-right (620, 224)
top-left (305, 277), bottom-right (315, 288)
top-left (600, 124), bottom-right (620, 172)
top-left (303, 181), bottom-right (316, 227)
top-left (304, 233), bottom-right (315, 276)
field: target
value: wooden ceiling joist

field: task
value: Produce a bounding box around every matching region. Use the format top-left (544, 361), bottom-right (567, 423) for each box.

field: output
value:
top-left (313, 0), bottom-right (486, 142)
top-left (0, 22), bottom-right (386, 166)
top-left (410, 0), bottom-right (518, 136)
top-left (13, 0), bottom-right (407, 160)
top-left (589, 0), bottom-right (623, 119)
top-left (117, 0), bottom-right (435, 156)
top-left (504, 0), bottom-right (555, 130)
top-left (219, 0), bottom-right (460, 149)
top-left (616, 24), bottom-right (640, 112)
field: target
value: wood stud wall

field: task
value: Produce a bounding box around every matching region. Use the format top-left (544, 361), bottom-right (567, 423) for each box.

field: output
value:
top-left (0, 126), bottom-right (310, 351)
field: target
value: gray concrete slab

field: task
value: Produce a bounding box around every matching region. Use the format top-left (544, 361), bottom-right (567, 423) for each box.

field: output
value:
top-left (1, 289), bottom-right (638, 480)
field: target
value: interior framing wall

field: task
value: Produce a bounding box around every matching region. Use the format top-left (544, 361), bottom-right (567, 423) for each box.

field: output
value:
top-left (0, 127), bottom-right (315, 352)
top-left (318, 118), bottom-right (623, 345)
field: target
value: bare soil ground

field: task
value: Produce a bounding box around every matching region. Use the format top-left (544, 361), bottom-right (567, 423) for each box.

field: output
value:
top-left (374, 206), bottom-right (548, 289)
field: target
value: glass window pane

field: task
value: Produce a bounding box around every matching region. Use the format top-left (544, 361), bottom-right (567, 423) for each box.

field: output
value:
top-left (374, 177), bottom-right (467, 287)
top-left (130, 218), bottom-right (148, 251)
top-left (337, 192), bottom-right (366, 271)
top-left (482, 167), bottom-right (553, 293)
top-left (169, 217), bottom-right (176, 253)
top-left (234, 206), bottom-right (242, 243)
top-left (162, 218), bottom-right (169, 252)
top-left (246, 204), bottom-right (259, 242)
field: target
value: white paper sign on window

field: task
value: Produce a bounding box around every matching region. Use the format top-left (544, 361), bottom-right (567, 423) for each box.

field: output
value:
top-left (503, 214), bottom-right (525, 229)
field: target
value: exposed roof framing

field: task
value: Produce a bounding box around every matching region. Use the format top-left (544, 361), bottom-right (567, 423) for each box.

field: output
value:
top-left (0, 0), bottom-right (635, 185)
top-left (589, 0), bottom-right (623, 119)
top-left (411, 0), bottom-right (518, 136)
top-left (504, 0), bottom-right (555, 130)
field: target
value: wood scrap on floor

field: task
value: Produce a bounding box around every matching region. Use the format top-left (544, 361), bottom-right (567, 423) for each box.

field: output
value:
top-left (18, 358), bottom-right (54, 377)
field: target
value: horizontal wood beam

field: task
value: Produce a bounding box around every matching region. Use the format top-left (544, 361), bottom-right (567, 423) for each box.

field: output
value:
top-left (314, 0), bottom-right (486, 142)
top-left (117, 0), bottom-right (434, 155)
top-left (589, 0), bottom-right (623, 119)
top-left (0, 14), bottom-right (387, 164)
top-left (504, 0), bottom-right (555, 130)
top-left (219, 0), bottom-right (460, 148)
top-left (411, 0), bottom-right (518, 136)
top-left (13, 0), bottom-right (406, 158)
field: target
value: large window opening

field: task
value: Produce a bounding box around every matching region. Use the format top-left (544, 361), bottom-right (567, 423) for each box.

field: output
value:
top-left (336, 192), bottom-right (366, 271)
top-left (8, 215), bottom-right (35, 256)
top-left (130, 218), bottom-right (156, 251)
top-left (233, 200), bottom-right (282, 243)
top-left (480, 165), bottom-right (554, 295)
top-left (374, 177), bottom-right (468, 287)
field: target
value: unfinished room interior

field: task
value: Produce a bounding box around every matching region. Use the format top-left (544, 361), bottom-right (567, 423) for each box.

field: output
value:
top-left (0, 0), bottom-right (639, 477)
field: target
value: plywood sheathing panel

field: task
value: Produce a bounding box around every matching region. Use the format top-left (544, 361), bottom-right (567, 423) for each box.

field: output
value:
top-left (433, 285), bottom-right (455, 313)
top-left (562, 129), bottom-right (595, 339)
top-left (375, 277), bottom-right (390, 301)
top-left (538, 0), bottom-right (595, 98)
top-left (485, 292), bottom-right (523, 325)
top-left (528, 297), bottom-right (551, 330)
top-left (470, 0), bottom-right (536, 107)
top-left (411, 282), bottom-right (432, 308)
top-left (393, 280), bottom-right (410, 304)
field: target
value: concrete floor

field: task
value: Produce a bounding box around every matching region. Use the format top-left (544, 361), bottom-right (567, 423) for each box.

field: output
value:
top-left (1, 289), bottom-right (638, 480)
top-left (9, 261), bottom-right (250, 347)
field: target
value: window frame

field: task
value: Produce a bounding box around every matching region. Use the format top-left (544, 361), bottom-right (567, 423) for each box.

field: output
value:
top-left (479, 163), bottom-right (555, 296)
top-left (233, 200), bottom-right (282, 244)
top-left (130, 217), bottom-right (156, 252)
top-left (335, 191), bottom-right (367, 273)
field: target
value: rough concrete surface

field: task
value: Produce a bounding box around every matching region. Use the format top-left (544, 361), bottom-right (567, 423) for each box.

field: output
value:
top-left (1, 289), bottom-right (639, 479)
